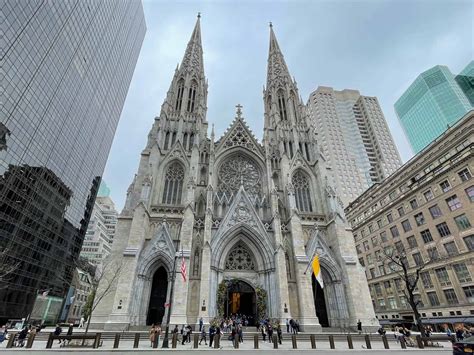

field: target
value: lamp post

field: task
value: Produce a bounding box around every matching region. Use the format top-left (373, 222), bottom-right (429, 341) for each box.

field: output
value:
top-left (161, 241), bottom-right (180, 348)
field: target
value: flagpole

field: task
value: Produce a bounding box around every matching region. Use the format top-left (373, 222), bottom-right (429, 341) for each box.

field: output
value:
top-left (162, 242), bottom-right (181, 348)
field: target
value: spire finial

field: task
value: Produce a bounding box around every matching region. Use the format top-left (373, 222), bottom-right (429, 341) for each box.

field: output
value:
top-left (235, 104), bottom-right (243, 119)
top-left (269, 21), bottom-right (273, 28)
top-left (197, 12), bottom-right (201, 19)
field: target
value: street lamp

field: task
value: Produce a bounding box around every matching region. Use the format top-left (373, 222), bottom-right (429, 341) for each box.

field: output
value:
top-left (161, 240), bottom-right (180, 348)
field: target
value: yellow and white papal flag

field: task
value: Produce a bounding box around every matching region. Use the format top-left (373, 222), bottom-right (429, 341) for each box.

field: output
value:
top-left (312, 255), bottom-right (324, 289)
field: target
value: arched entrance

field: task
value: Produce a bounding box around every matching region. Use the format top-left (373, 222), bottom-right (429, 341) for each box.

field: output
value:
top-left (146, 267), bottom-right (168, 325)
top-left (312, 274), bottom-right (329, 327)
top-left (224, 280), bottom-right (256, 325)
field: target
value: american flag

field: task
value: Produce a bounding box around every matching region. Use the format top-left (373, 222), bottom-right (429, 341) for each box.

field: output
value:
top-left (180, 250), bottom-right (187, 282)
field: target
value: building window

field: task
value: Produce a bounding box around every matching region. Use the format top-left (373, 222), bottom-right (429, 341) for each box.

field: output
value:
top-left (435, 267), bottom-right (451, 286)
top-left (464, 235), bottom-right (474, 251)
top-left (453, 263), bottom-right (472, 283)
top-left (387, 213), bottom-right (393, 223)
top-left (277, 89), bottom-right (288, 121)
top-left (377, 219), bottom-right (382, 228)
top-left (388, 297), bottom-right (397, 309)
top-left (446, 195), bottom-right (462, 211)
top-left (390, 226), bottom-right (400, 238)
top-left (380, 231), bottom-right (388, 242)
top-left (374, 283), bottom-right (382, 296)
top-left (409, 198), bottom-right (418, 209)
top-left (292, 170), bottom-right (313, 212)
top-left (175, 79), bottom-right (185, 111)
top-left (443, 289), bottom-right (458, 305)
top-left (414, 212), bottom-right (425, 226)
top-left (424, 189), bottom-right (434, 202)
top-left (427, 246), bottom-right (439, 260)
top-left (186, 82), bottom-right (197, 113)
top-left (412, 252), bottom-right (423, 266)
top-left (371, 236), bottom-right (379, 247)
top-left (420, 229), bottom-right (433, 243)
top-left (397, 206), bottom-right (405, 217)
top-left (378, 298), bottom-right (386, 309)
top-left (427, 291), bottom-right (440, 306)
top-left (429, 205), bottom-right (443, 219)
top-left (368, 224), bottom-right (374, 233)
top-left (436, 222), bottom-right (451, 237)
top-left (407, 235), bottom-right (418, 248)
top-left (465, 186), bottom-right (474, 202)
top-left (378, 265), bottom-right (386, 276)
top-left (458, 167), bottom-right (472, 182)
top-left (443, 241), bottom-right (458, 256)
top-left (367, 253), bottom-right (373, 264)
top-left (395, 241), bottom-right (404, 253)
top-left (401, 219), bottom-right (412, 232)
top-left (420, 272), bottom-right (433, 288)
top-left (356, 244), bottom-right (362, 254)
top-left (162, 162), bottom-right (185, 204)
top-left (454, 214), bottom-right (471, 231)
top-left (358, 257), bottom-right (365, 267)
top-left (370, 268), bottom-right (376, 278)
top-left (363, 241), bottom-right (370, 251)
top-left (440, 180), bottom-right (451, 193)
top-left (463, 286), bottom-right (474, 302)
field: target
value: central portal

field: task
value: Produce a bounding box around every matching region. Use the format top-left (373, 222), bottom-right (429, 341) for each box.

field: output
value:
top-left (224, 280), bottom-right (256, 325)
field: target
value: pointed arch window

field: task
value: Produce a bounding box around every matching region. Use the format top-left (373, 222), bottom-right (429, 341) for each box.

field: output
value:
top-left (162, 162), bottom-right (184, 204)
top-left (164, 131), bottom-right (170, 150)
top-left (187, 81), bottom-right (197, 113)
top-left (277, 89), bottom-right (288, 121)
top-left (175, 79), bottom-right (185, 111)
top-left (292, 170), bottom-right (313, 212)
top-left (225, 243), bottom-right (256, 271)
top-left (291, 93), bottom-right (298, 122)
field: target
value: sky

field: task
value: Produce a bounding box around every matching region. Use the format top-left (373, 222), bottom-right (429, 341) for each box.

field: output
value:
top-left (103, 0), bottom-right (473, 211)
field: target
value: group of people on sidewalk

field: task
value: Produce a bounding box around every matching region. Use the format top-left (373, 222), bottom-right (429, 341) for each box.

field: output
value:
top-left (284, 318), bottom-right (300, 334)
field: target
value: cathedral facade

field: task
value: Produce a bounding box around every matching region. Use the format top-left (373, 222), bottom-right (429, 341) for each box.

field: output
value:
top-left (91, 16), bottom-right (378, 332)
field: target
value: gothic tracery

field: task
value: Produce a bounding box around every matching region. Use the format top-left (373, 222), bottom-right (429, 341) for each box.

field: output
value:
top-left (218, 155), bottom-right (261, 198)
top-left (225, 243), bottom-right (256, 271)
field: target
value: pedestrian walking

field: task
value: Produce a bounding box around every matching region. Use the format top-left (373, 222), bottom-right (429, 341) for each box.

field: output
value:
top-left (357, 319), bottom-right (362, 334)
top-left (209, 325), bottom-right (216, 348)
top-left (261, 325), bottom-right (267, 342)
top-left (78, 317), bottom-right (85, 328)
top-left (149, 324), bottom-right (157, 347)
top-left (238, 324), bottom-right (243, 343)
top-left (16, 327), bottom-right (28, 347)
top-left (286, 318), bottom-right (289, 333)
top-left (267, 324), bottom-right (273, 343)
top-left (277, 324), bottom-right (282, 344)
top-left (54, 324), bottom-right (62, 345)
top-left (181, 325), bottom-right (188, 345)
top-left (199, 317), bottom-right (203, 332)
top-left (199, 325), bottom-right (207, 345)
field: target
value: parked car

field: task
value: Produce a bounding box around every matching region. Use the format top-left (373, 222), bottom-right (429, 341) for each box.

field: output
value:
top-left (453, 336), bottom-right (474, 355)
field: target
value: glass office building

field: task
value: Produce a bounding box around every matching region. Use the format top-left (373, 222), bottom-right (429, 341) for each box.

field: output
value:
top-left (455, 61), bottom-right (474, 106)
top-left (395, 64), bottom-right (473, 153)
top-left (0, 0), bottom-right (145, 322)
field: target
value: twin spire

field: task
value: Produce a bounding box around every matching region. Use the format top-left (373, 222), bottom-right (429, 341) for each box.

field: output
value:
top-left (177, 14), bottom-right (293, 89)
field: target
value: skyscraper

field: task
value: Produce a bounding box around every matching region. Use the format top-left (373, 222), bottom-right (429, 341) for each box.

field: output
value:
top-left (395, 64), bottom-right (473, 153)
top-left (455, 61), bottom-right (474, 106)
top-left (307, 87), bottom-right (402, 207)
top-left (0, 0), bottom-right (145, 321)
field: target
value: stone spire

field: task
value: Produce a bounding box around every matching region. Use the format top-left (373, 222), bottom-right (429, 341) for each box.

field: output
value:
top-left (179, 13), bottom-right (204, 78)
top-left (266, 24), bottom-right (293, 90)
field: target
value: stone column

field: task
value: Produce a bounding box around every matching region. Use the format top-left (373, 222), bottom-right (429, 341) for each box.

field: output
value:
top-left (289, 212), bottom-right (321, 332)
top-left (196, 186), bottom-right (213, 326)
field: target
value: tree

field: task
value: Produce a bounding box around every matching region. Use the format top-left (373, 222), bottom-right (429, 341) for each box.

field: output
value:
top-left (380, 242), bottom-right (445, 337)
top-left (82, 257), bottom-right (123, 336)
top-left (0, 247), bottom-right (20, 289)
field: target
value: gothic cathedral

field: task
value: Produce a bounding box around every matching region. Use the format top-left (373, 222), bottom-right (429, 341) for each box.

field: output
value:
top-left (91, 16), bottom-right (378, 332)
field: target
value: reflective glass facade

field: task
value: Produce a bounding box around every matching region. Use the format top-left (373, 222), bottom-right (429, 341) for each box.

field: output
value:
top-left (395, 64), bottom-right (473, 153)
top-left (0, 0), bottom-right (145, 321)
top-left (455, 61), bottom-right (474, 106)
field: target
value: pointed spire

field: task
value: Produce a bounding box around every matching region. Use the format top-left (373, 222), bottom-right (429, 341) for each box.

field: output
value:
top-left (267, 24), bottom-right (292, 89)
top-left (179, 14), bottom-right (204, 77)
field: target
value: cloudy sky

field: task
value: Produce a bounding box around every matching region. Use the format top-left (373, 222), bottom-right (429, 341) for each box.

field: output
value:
top-left (103, 0), bottom-right (473, 210)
